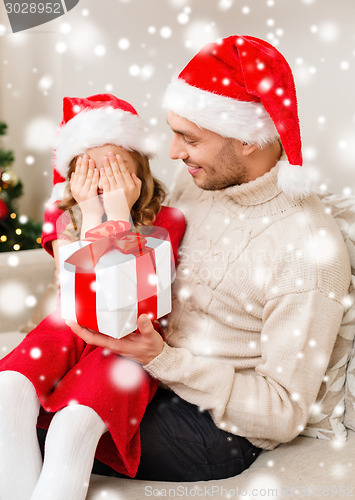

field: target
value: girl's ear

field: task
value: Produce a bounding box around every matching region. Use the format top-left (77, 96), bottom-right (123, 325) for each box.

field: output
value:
top-left (242, 142), bottom-right (258, 156)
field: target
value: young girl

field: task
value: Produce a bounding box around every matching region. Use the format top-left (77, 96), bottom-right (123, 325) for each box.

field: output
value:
top-left (0, 94), bottom-right (185, 500)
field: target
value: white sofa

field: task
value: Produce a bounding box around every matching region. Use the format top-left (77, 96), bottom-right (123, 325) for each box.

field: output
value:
top-left (1, 248), bottom-right (354, 499)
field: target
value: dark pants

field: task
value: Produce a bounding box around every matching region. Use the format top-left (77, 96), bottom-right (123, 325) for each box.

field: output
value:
top-left (37, 388), bottom-right (261, 482)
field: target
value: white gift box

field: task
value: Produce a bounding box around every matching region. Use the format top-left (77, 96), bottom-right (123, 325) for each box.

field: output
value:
top-left (59, 236), bottom-right (172, 339)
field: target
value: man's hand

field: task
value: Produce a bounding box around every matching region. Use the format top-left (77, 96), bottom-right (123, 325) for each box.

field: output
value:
top-left (66, 314), bottom-right (164, 365)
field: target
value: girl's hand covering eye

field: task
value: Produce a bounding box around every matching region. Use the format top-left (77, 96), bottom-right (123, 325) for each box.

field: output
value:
top-left (70, 154), bottom-right (104, 224)
top-left (100, 152), bottom-right (142, 221)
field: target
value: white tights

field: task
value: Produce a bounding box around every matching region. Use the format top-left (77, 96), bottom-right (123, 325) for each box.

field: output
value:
top-left (0, 371), bottom-right (107, 500)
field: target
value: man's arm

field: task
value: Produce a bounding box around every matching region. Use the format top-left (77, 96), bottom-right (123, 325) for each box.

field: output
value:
top-left (69, 288), bottom-right (345, 446)
top-left (142, 290), bottom-right (345, 445)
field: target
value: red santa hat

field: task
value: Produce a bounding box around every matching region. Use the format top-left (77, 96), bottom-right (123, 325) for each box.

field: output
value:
top-left (50, 93), bottom-right (156, 203)
top-left (164, 35), bottom-right (318, 198)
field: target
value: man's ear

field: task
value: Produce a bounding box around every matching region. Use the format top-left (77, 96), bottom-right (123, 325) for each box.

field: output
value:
top-left (242, 142), bottom-right (259, 156)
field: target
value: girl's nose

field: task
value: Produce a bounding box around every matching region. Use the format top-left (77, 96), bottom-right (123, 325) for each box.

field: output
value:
top-left (96, 169), bottom-right (103, 192)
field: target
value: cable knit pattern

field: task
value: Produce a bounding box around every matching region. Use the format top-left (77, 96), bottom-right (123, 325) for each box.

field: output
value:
top-left (144, 165), bottom-right (351, 450)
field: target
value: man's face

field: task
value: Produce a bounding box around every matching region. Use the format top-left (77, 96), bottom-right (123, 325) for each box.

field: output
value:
top-left (167, 111), bottom-right (249, 190)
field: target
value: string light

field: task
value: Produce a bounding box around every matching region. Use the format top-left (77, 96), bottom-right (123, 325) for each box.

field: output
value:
top-left (0, 124), bottom-right (42, 252)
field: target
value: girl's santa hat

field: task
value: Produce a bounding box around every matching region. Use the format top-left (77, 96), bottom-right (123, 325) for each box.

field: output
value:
top-left (164, 35), bottom-right (318, 198)
top-left (50, 93), bottom-right (156, 204)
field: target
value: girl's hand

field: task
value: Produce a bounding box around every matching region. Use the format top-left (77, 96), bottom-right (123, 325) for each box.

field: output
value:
top-left (70, 155), bottom-right (104, 234)
top-left (100, 152), bottom-right (142, 221)
top-left (70, 155), bottom-right (102, 208)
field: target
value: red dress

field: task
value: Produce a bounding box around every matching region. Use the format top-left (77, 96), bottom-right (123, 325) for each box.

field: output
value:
top-left (0, 205), bottom-right (185, 477)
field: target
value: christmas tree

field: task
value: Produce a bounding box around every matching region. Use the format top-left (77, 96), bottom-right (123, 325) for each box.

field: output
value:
top-left (0, 121), bottom-right (42, 252)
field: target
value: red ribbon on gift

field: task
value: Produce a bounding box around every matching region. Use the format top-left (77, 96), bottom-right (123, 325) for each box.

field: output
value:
top-left (65, 220), bottom-right (158, 333)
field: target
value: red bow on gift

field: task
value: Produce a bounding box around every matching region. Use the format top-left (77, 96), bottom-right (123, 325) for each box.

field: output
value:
top-left (65, 220), bottom-right (148, 272)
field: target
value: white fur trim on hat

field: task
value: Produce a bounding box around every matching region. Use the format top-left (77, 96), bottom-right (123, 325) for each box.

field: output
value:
top-left (47, 182), bottom-right (67, 204)
top-left (55, 107), bottom-right (157, 179)
top-left (164, 77), bottom-right (279, 146)
top-left (277, 160), bottom-right (320, 200)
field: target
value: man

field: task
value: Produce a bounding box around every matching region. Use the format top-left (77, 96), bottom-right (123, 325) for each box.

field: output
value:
top-left (70, 35), bottom-right (351, 481)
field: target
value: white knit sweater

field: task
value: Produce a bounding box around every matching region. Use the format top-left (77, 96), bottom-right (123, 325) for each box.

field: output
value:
top-left (144, 164), bottom-right (351, 450)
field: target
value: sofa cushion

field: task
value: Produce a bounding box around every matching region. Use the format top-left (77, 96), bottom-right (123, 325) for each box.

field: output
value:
top-left (0, 249), bottom-right (55, 333)
top-left (0, 331), bottom-right (26, 358)
top-left (86, 431), bottom-right (355, 499)
top-left (344, 337), bottom-right (355, 431)
top-left (330, 196), bottom-right (355, 433)
top-left (19, 273), bottom-right (58, 334)
top-left (301, 194), bottom-right (355, 441)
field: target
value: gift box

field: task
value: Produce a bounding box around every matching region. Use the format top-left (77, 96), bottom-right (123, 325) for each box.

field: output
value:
top-left (59, 221), bottom-right (172, 339)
